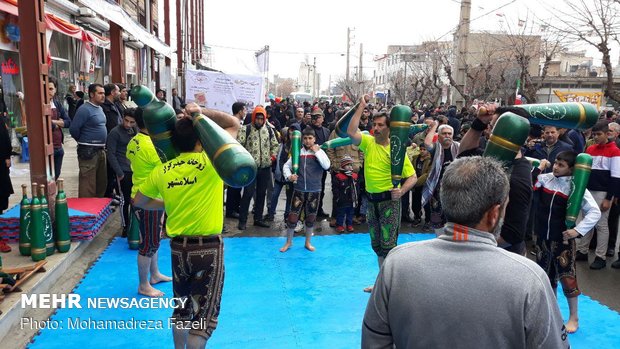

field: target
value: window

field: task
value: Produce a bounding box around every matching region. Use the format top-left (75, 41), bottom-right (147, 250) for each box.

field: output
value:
top-left (0, 50), bottom-right (23, 126)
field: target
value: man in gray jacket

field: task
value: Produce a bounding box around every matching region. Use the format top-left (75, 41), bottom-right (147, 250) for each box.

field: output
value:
top-left (362, 156), bottom-right (569, 349)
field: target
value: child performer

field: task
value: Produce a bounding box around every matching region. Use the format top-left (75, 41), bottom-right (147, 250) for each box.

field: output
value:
top-left (280, 128), bottom-right (330, 252)
top-left (533, 151), bottom-right (601, 333)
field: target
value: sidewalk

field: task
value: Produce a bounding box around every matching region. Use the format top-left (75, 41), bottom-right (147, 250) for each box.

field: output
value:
top-left (1, 134), bottom-right (119, 347)
top-left (8, 133), bottom-right (80, 209)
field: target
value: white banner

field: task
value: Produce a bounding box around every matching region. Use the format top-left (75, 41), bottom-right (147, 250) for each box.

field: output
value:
top-left (256, 47), bottom-right (269, 74)
top-left (185, 69), bottom-right (263, 113)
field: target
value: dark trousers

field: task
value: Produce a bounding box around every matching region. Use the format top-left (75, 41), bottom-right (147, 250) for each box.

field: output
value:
top-left (411, 186), bottom-right (429, 222)
top-left (115, 171), bottom-right (133, 232)
top-left (318, 170), bottom-right (328, 214)
top-left (608, 201), bottom-right (619, 254)
top-left (225, 187), bottom-right (241, 215)
top-left (53, 147), bottom-right (64, 180)
top-left (401, 179), bottom-right (410, 217)
top-left (104, 161), bottom-right (116, 198)
top-left (336, 206), bottom-right (354, 227)
top-left (239, 167), bottom-right (271, 224)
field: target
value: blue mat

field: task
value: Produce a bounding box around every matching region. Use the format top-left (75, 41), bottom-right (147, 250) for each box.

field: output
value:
top-left (29, 234), bottom-right (620, 349)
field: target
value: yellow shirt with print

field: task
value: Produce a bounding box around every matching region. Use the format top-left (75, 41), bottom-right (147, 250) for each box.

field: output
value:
top-left (139, 152), bottom-right (224, 237)
top-left (126, 132), bottom-right (161, 198)
top-left (359, 133), bottom-right (415, 193)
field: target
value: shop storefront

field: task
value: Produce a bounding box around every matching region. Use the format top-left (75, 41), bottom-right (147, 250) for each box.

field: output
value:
top-left (125, 46), bottom-right (138, 87)
top-left (0, 10), bottom-right (22, 127)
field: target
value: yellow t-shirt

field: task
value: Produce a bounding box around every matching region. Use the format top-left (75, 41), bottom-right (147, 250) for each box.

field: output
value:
top-left (139, 152), bottom-right (224, 237)
top-left (359, 133), bottom-right (415, 193)
top-left (126, 133), bottom-right (162, 198)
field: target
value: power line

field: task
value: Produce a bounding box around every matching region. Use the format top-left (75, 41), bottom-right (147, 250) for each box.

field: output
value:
top-left (206, 44), bottom-right (344, 55)
top-left (435, 0), bottom-right (518, 41)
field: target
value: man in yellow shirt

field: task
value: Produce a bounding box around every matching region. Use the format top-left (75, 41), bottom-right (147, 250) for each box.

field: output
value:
top-left (346, 96), bottom-right (417, 293)
top-left (126, 108), bottom-right (170, 298)
top-left (134, 103), bottom-right (239, 349)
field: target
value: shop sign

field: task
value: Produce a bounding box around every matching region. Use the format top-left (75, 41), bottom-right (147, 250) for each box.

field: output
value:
top-left (1, 57), bottom-right (18, 75)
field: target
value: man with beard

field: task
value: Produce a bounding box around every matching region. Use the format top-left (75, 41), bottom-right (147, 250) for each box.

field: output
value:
top-left (346, 96), bottom-right (417, 293)
top-left (362, 156), bottom-right (569, 349)
top-left (236, 105), bottom-right (279, 230)
top-left (422, 122), bottom-right (460, 233)
top-left (524, 125), bottom-right (572, 173)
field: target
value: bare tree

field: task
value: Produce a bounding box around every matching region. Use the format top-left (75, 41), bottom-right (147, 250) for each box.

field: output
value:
top-left (541, 0), bottom-right (620, 101)
top-left (334, 73), bottom-right (372, 103)
top-left (271, 78), bottom-right (296, 98)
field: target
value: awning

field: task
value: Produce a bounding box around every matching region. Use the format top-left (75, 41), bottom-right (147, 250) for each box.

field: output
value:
top-left (0, 0), bottom-right (17, 16)
top-left (77, 0), bottom-right (173, 58)
top-left (46, 14), bottom-right (110, 48)
top-left (1, 0), bottom-right (110, 48)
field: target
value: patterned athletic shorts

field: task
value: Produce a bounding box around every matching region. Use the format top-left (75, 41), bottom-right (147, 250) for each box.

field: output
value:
top-left (287, 190), bottom-right (320, 228)
top-left (134, 208), bottom-right (164, 257)
top-left (535, 239), bottom-right (580, 298)
top-left (170, 235), bottom-right (225, 339)
top-left (367, 199), bottom-right (401, 257)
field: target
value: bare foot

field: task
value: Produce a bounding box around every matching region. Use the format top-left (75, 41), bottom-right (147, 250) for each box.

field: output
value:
top-left (280, 242), bottom-right (292, 253)
top-left (150, 273), bottom-right (172, 284)
top-left (565, 318), bottom-right (579, 333)
top-left (305, 243), bottom-right (315, 252)
top-left (138, 284), bottom-right (164, 297)
top-left (363, 286), bottom-right (373, 293)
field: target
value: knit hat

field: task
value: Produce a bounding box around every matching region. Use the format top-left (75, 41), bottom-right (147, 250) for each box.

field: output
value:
top-left (252, 105), bottom-right (267, 123)
top-left (340, 155), bottom-right (354, 168)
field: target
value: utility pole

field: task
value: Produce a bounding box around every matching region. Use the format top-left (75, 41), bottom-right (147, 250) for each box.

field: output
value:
top-left (359, 43), bottom-right (363, 96)
top-left (313, 56), bottom-right (317, 98)
top-left (454, 0), bottom-right (471, 108)
top-left (346, 27), bottom-right (351, 81)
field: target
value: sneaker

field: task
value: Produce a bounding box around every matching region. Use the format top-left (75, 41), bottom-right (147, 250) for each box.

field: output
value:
top-left (0, 240), bottom-right (11, 253)
top-left (347, 225), bottom-right (355, 232)
top-left (329, 218), bottom-right (337, 227)
top-left (336, 226), bottom-right (345, 233)
top-left (590, 257), bottom-right (606, 270)
top-left (575, 251), bottom-right (589, 262)
top-left (237, 222), bottom-right (247, 231)
top-left (294, 221), bottom-right (304, 233)
top-left (611, 258), bottom-right (620, 269)
top-left (263, 214), bottom-right (274, 222)
top-left (606, 248), bottom-right (615, 257)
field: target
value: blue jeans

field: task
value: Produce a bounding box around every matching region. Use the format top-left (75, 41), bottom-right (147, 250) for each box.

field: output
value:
top-left (336, 206), bottom-right (354, 227)
top-left (268, 180), bottom-right (292, 219)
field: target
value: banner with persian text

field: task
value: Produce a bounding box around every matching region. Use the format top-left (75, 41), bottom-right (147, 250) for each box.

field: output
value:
top-left (185, 69), bottom-right (263, 113)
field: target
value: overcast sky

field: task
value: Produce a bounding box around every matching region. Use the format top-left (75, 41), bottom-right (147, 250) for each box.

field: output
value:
top-left (204, 0), bottom-right (607, 90)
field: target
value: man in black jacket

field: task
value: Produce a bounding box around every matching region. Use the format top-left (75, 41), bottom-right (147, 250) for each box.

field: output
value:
top-left (457, 105), bottom-right (533, 255)
top-left (102, 83), bottom-right (123, 198)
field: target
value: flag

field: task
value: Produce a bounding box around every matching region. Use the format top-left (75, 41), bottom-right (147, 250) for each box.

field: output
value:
top-left (255, 46), bottom-right (269, 74)
top-left (516, 79), bottom-right (521, 97)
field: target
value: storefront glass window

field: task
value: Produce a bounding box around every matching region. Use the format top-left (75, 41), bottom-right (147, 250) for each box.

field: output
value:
top-left (0, 51), bottom-right (23, 126)
top-left (49, 32), bottom-right (73, 98)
